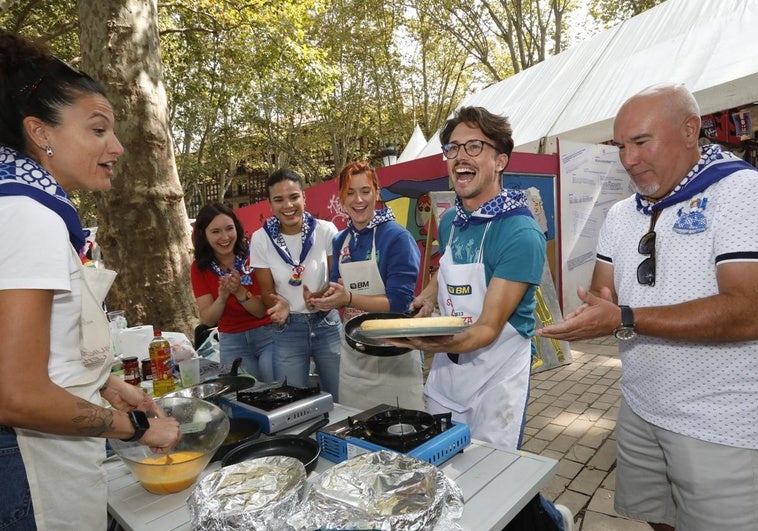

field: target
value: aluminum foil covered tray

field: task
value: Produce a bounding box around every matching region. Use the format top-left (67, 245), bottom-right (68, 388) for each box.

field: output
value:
top-left (187, 455), bottom-right (306, 531)
top-left (288, 450), bottom-right (464, 531)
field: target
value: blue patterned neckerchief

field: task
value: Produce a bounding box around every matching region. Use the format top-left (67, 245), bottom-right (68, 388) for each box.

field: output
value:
top-left (452, 188), bottom-right (533, 228)
top-left (209, 255), bottom-right (253, 286)
top-left (636, 144), bottom-right (757, 215)
top-left (263, 211), bottom-right (317, 286)
top-left (0, 146), bottom-right (86, 252)
top-left (348, 207), bottom-right (395, 240)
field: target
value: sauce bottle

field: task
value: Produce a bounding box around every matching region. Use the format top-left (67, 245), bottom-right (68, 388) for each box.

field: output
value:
top-left (122, 356), bottom-right (141, 385)
top-left (141, 358), bottom-right (153, 381)
top-left (149, 330), bottom-right (175, 396)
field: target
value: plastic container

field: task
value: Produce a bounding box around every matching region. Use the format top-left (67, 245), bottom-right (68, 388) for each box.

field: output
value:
top-left (149, 330), bottom-right (175, 397)
top-left (107, 397), bottom-right (229, 494)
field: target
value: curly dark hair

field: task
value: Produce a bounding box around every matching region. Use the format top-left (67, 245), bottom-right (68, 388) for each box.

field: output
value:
top-left (439, 106), bottom-right (514, 158)
top-left (0, 29), bottom-right (107, 153)
top-left (192, 203), bottom-right (249, 270)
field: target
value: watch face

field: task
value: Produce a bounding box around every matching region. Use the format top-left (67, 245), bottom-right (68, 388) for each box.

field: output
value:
top-left (132, 410), bottom-right (150, 430)
top-left (614, 327), bottom-right (636, 340)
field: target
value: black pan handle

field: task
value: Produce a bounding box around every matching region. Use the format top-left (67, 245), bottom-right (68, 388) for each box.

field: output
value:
top-left (404, 306), bottom-right (421, 317)
top-left (296, 416), bottom-right (329, 438)
top-left (229, 357), bottom-right (242, 376)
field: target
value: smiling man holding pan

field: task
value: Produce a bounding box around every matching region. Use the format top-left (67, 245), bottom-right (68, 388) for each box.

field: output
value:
top-left (392, 106), bottom-right (572, 531)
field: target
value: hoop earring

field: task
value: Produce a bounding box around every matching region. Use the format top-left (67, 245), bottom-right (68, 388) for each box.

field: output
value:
top-left (44, 145), bottom-right (54, 157)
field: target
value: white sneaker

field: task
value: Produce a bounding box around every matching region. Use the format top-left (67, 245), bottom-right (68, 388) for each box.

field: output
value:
top-left (555, 504), bottom-right (574, 531)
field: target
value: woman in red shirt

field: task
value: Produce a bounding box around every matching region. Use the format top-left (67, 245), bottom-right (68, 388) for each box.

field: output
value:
top-left (191, 203), bottom-right (277, 381)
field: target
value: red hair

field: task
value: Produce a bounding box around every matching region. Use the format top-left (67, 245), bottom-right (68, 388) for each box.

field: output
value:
top-left (337, 161), bottom-right (380, 204)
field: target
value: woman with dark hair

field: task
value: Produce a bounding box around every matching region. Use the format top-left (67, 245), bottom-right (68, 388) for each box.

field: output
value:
top-left (310, 161), bottom-right (424, 409)
top-left (250, 169), bottom-right (342, 398)
top-left (0, 30), bottom-right (180, 529)
top-left (191, 203), bottom-right (283, 381)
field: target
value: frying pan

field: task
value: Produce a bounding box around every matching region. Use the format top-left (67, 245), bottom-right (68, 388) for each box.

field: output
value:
top-left (202, 357), bottom-right (257, 393)
top-left (212, 417), bottom-right (263, 462)
top-left (220, 417), bottom-right (329, 473)
top-left (343, 311), bottom-right (414, 357)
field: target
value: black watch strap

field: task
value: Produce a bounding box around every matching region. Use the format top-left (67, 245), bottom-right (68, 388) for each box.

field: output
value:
top-left (619, 305), bottom-right (634, 328)
top-left (121, 410), bottom-right (149, 442)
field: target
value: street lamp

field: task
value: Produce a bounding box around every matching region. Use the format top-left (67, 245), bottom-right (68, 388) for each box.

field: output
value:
top-left (379, 143), bottom-right (398, 166)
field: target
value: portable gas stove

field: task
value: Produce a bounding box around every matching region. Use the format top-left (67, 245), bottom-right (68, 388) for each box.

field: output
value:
top-left (317, 404), bottom-right (471, 466)
top-left (219, 382), bottom-right (333, 434)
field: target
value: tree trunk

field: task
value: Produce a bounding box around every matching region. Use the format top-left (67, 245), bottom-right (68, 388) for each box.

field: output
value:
top-left (77, 0), bottom-right (198, 338)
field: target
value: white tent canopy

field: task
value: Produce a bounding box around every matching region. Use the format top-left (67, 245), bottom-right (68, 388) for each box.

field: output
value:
top-left (415, 0), bottom-right (758, 157)
top-left (397, 124), bottom-right (427, 163)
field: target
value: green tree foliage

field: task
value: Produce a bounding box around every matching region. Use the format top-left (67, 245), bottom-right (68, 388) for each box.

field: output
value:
top-left (588, 0), bottom-right (665, 29)
top-left (1, 0), bottom-right (665, 208)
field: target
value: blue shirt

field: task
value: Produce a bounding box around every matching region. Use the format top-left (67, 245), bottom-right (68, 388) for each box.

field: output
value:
top-left (439, 209), bottom-right (546, 336)
top-left (330, 220), bottom-right (420, 313)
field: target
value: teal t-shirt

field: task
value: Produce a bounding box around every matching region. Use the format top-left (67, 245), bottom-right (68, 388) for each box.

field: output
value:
top-left (438, 209), bottom-right (546, 337)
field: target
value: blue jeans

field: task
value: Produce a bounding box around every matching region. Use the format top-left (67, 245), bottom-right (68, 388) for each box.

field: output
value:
top-left (272, 310), bottom-right (341, 400)
top-left (0, 427), bottom-right (36, 530)
top-left (219, 324), bottom-right (274, 382)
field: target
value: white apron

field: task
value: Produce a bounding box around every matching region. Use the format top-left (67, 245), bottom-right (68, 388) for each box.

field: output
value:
top-left (338, 231), bottom-right (425, 411)
top-left (16, 248), bottom-right (115, 531)
top-left (424, 223), bottom-right (531, 451)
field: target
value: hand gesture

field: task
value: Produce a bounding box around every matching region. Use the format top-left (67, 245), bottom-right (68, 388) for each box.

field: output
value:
top-left (302, 284), bottom-right (315, 310)
top-left (267, 294), bottom-right (290, 325)
top-left (142, 416), bottom-right (181, 454)
top-left (409, 295), bottom-right (435, 317)
top-left (218, 274), bottom-right (235, 300)
top-left (536, 286), bottom-right (618, 341)
top-left (309, 281), bottom-right (348, 311)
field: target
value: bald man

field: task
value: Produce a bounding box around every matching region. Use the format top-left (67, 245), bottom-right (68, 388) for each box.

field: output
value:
top-left (538, 84), bottom-right (758, 530)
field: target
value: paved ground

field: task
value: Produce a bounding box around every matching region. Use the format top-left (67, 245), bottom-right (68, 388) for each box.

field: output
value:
top-left (526, 337), bottom-right (649, 531)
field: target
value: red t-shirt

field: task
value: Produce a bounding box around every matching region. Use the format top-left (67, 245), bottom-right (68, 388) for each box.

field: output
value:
top-left (190, 262), bottom-right (272, 333)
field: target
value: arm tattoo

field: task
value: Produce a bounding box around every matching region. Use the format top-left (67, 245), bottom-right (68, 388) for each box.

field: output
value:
top-left (71, 400), bottom-right (115, 437)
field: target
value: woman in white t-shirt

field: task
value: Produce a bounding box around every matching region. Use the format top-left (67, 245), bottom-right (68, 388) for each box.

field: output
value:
top-left (250, 169), bottom-right (341, 399)
top-left (0, 30), bottom-right (180, 530)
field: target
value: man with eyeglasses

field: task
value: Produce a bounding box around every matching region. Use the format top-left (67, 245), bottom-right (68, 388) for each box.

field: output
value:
top-left (538, 84), bottom-right (758, 531)
top-left (395, 106), bottom-right (573, 531)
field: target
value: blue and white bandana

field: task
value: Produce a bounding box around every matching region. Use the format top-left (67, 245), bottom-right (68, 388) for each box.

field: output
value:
top-left (348, 207), bottom-right (395, 240)
top-left (636, 144), bottom-right (757, 216)
top-left (0, 146), bottom-right (86, 252)
top-left (209, 255), bottom-right (253, 286)
top-left (263, 211), bottom-right (317, 286)
top-left (452, 188), bottom-right (533, 228)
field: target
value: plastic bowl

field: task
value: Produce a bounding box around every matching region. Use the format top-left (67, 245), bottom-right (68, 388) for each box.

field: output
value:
top-left (108, 397), bottom-right (230, 494)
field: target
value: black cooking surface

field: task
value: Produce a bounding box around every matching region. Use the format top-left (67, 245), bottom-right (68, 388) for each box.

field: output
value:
top-left (322, 404), bottom-right (454, 452)
top-left (236, 383), bottom-right (322, 411)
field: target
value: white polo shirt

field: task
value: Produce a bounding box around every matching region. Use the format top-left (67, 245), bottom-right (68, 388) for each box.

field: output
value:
top-left (597, 168), bottom-right (758, 448)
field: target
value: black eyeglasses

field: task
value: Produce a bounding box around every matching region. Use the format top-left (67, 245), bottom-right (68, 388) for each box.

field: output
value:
top-left (441, 139), bottom-right (497, 159)
top-left (637, 210), bottom-right (661, 286)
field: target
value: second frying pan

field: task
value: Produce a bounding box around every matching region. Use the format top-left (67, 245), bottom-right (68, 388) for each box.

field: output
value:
top-left (220, 417), bottom-right (329, 474)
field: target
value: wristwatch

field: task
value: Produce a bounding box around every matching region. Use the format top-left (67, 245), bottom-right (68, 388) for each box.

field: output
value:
top-left (613, 305), bottom-right (636, 340)
top-left (121, 410), bottom-right (150, 442)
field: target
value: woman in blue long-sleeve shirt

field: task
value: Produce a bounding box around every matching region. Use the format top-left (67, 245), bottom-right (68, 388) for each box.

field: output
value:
top-left (309, 161), bottom-right (424, 410)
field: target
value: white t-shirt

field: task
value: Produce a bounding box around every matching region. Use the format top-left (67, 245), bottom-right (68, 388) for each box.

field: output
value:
top-left (0, 196), bottom-right (83, 387)
top-left (597, 168), bottom-right (758, 448)
top-left (250, 219), bottom-right (338, 313)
